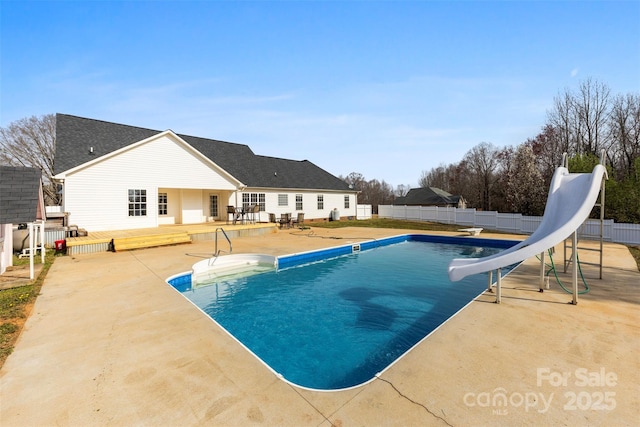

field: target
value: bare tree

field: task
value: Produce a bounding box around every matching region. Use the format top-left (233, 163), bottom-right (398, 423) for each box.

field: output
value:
top-left (492, 145), bottom-right (515, 213)
top-left (341, 172), bottom-right (366, 191)
top-left (463, 142), bottom-right (499, 211)
top-left (419, 162), bottom-right (470, 199)
top-left (0, 114), bottom-right (59, 205)
top-left (395, 184), bottom-right (411, 197)
top-left (547, 78), bottom-right (611, 158)
top-left (340, 172), bottom-right (395, 214)
top-left (575, 78), bottom-right (611, 156)
top-left (609, 92), bottom-right (640, 179)
top-left (365, 179), bottom-right (395, 211)
top-left (419, 164), bottom-right (448, 189)
top-left (547, 89), bottom-right (577, 155)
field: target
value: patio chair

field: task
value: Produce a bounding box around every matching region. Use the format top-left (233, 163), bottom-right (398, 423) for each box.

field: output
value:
top-left (291, 212), bottom-right (305, 228)
top-left (251, 204), bottom-right (261, 223)
top-left (227, 206), bottom-right (236, 224)
top-left (278, 213), bottom-right (291, 229)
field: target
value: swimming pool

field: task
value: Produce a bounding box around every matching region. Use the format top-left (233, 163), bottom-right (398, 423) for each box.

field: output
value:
top-left (167, 234), bottom-right (517, 390)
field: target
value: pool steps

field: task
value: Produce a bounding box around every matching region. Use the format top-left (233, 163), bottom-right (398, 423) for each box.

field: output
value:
top-left (191, 254), bottom-right (276, 286)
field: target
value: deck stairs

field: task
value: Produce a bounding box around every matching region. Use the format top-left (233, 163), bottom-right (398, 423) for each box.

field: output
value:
top-left (112, 232), bottom-right (192, 252)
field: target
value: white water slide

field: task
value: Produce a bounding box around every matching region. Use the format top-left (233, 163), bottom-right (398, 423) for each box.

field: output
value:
top-left (448, 163), bottom-right (607, 282)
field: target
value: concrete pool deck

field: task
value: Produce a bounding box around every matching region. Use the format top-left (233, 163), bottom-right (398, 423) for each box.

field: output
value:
top-left (1, 227), bottom-right (638, 426)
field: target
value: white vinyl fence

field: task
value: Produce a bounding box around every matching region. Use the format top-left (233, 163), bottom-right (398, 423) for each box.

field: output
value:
top-left (378, 205), bottom-right (640, 246)
top-left (356, 204), bottom-right (372, 220)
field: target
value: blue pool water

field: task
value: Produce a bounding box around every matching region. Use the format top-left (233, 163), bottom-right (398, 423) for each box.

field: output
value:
top-left (169, 235), bottom-right (517, 390)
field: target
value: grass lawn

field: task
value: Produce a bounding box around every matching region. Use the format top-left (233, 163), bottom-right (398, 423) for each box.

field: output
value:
top-left (629, 246), bottom-right (640, 270)
top-left (310, 217), bottom-right (481, 232)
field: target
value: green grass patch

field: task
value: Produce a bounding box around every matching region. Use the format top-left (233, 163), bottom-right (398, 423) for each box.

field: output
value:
top-left (310, 217), bottom-right (505, 233)
top-left (0, 285), bottom-right (35, 319)
top-left (629, 246), bottom-right (640, 272)
top-left (0, 322), bottom-right (19, 360)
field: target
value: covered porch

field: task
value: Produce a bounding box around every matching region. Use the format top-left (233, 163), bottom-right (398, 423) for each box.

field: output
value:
top-left (156, 188), bottom-right (241, 226)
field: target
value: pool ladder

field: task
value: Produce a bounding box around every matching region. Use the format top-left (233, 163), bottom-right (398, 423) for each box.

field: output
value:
top-left (214, 227), bottom-right (232, 257)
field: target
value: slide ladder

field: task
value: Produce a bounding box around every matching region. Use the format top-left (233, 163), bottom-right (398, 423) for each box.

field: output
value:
top-left (563, 150), bottom-right (606, 280)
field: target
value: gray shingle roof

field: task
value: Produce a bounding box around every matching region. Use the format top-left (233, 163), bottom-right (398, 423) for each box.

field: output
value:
top-left (0, 166), bottom-right (42, 224)
top-left (55, 114), bottom-right (351, 191)
top-left (393, 187), bottom-right (461, 206)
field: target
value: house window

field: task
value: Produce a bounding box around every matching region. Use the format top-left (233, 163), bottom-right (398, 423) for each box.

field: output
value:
top-left (317, 195), bottom-right (324, 210)
top-left (278, 194), bottom-right (288, 206)
top-left (344, 195), bottom-right (350, 209)
top-left (128, 189), bottom-right (147, 216)
top-left (158, 193), bottom-right (167, 215)
top-left (242, 192), bottom-right (266, 211)
top-left (296, 194), bottom-right (303, 211)
top-left (209, 195), bottom-right (219, 217)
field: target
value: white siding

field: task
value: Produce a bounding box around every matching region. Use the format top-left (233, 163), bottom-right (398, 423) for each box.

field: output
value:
top-left (63, 134), bottom-right (238, 231)
top-left (241, 189), bottom-right (357, 222)
top-left (181, 189), bottom-right (206, 224)
top-left (158, 188), bottom-right (180, 225)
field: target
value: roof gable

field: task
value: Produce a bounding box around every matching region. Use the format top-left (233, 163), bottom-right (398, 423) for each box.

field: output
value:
top-left (55, 129), bottom-right (241, 187)
top-left (55, 114), bottom-right (351, 192)
top-left (55, 114), bottom-right (159, 175)
top-left (0, 166), bottom-right (44, 224)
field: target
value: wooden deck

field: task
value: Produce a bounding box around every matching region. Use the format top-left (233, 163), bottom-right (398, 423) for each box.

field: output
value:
top-left (64, 222), bottom-right (277, 255)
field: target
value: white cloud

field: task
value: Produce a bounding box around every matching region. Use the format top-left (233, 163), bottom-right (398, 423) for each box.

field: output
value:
top-left (571, 68), bottom-right (579, 77)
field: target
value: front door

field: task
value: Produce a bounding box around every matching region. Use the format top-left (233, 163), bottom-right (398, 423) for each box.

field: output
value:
top-left (209, 194), bottom-right (219, 221)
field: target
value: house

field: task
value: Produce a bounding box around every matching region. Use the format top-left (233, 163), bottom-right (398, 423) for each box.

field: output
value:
top-left (53, 114), bottom-right (358, 232)
top-left (0, 166), bottom-right (45, 275)
top-left (393, 187), bottom-right (466, 209)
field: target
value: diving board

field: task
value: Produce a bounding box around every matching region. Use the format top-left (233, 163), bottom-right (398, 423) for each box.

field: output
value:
top-left (448, 163), bottom-right (607, 283)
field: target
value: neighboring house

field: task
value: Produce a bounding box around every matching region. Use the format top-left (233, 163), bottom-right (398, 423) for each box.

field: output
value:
top-left (0, 166), bottom-right (45, 275)
top-left (393, 187), bottom-right (466, 209)
top-left (53, 114), bottom-right (358, 232)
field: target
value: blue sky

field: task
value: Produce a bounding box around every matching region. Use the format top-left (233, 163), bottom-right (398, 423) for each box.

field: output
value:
top-left (2, 1), bottom-right (639, 187)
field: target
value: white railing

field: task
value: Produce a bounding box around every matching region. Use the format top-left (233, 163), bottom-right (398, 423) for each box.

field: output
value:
top-left (378, 205), bottom-right (640, 246)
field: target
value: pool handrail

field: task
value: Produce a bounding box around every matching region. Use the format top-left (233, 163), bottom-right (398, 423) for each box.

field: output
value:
top-left (214, 227), bottom-right (232, 256)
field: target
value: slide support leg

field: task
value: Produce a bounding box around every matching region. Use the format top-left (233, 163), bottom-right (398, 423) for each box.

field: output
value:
top-left (495, 268), bottom-right (502, 304)
top-left (539, 251), bottom-right (545, 292)
top-left (572, 232), bottom-right (578, 305)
